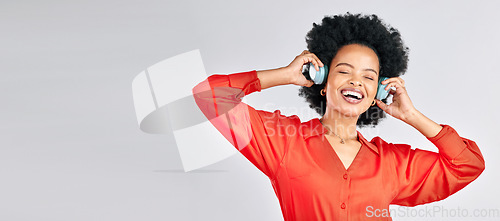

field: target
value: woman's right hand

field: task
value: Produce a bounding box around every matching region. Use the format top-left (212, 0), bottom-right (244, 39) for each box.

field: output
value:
top-left (285, 50), bottom-right (324, 87)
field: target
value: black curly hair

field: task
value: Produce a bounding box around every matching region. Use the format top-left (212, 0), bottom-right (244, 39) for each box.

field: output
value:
top-left (298, 13), bottom-right (409, 128)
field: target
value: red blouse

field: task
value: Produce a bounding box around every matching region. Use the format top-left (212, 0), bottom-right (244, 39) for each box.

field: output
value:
top-left (192, 70), bottom-right (485, 221)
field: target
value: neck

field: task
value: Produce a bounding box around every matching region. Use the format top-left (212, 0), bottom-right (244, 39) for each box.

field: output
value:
top-left (320, 108), bottom-right (359, 141)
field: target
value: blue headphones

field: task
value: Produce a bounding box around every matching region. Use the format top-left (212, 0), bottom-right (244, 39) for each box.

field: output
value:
top-left (308, 63), bottom-right (390, 100)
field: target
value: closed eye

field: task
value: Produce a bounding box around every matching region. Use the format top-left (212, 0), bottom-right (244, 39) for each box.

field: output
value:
top-left (365, 77), bottom-right (374, 80)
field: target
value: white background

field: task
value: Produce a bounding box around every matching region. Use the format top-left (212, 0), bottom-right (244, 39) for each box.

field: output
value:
top-left (1, 0), bottom-right (499, 220)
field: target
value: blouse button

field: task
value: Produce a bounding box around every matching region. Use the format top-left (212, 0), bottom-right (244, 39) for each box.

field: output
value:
top-left (341, 203), bottom-right (346, 209)
top-left (343, 174), bottom-right (348, 179)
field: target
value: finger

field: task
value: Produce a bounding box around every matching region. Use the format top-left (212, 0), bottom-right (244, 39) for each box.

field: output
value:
top-left (381, 78), bottom-right (396, 85)
top-left (397, 77), bottom-right (405, 86)
top-left (307, 53), bottom-right (324, 67)
top-left (375, 99), bottom-right (389, 112)
top-left (381, 77), bottom-right (396, 85)
top-left (300, 78), bottom-right (315, 87)
top-left (384, 82), bottom-right (395, 91)
top-left (384, 81), bottom-right (404, 91)
top-left (376, 99), bottom-right (395, 116)
top-left (382, 77), bottom-right (405, 87)
top-left (312, 58), bottom-right (320, 71)
top-left (305, 56), bottom-right (320, 71)
top-left (385, 83), bottom-right (399, 92)
top-left (301, 53), bottom-right (323, 69)
top-left (381, 79), bottom-right (392, 87)
top-left (394, 78), bottom-right (404, 87)
top-left (387, 82), bottom-right (397, 91)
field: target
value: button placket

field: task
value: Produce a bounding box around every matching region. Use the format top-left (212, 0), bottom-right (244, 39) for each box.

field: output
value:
top-left (339, 171), bottom-right (350, 211)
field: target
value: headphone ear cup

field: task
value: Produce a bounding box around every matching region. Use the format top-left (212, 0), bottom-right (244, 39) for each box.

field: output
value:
top-left (309, 64), bottom-right (328, 84)
top-left (376, 77), bottom-right (390, 100)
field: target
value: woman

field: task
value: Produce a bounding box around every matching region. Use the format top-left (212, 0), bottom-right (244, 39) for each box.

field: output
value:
top-left (192, 13), bottom-right (485, 221)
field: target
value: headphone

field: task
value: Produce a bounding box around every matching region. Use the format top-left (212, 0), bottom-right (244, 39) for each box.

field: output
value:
top-left (308, 63), bottom-right (390, 100)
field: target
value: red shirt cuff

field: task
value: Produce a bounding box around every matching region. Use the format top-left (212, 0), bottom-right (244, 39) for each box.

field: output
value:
top-left (227, 70), bottom-right (262, 95)
top-left (426, 124), bottom-right (467, 160)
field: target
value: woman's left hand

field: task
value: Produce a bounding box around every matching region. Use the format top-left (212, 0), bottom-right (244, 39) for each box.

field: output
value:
top-left (374, 77), bottom-right (418, 123)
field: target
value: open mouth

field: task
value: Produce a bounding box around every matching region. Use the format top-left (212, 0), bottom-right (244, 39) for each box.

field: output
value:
top-left (341, 89), bottom-right (364, 104)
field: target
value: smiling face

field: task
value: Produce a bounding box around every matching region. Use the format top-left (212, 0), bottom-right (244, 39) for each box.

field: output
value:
top-left (325, 44), bottom-right (380, 117)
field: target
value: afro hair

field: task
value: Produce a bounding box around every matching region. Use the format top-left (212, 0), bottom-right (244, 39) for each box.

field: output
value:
top-left (298, 13), bottom-right (409, 128)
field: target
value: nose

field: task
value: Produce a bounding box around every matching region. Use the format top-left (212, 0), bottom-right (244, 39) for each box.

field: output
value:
top-left (349, 80), bottom-right (362, 87)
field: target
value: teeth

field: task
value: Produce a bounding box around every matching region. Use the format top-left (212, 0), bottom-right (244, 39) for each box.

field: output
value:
top-left (342, 90), bottom-right (362, 99)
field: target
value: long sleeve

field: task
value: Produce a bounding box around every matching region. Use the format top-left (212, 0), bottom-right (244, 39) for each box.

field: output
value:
top-left (390, 124), bottom-right (486, 206)
top-left (192, 70), bottom-right (297, 178)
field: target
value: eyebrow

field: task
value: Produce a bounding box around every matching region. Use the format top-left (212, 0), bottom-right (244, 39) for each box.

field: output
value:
top-left (335, 63), bottom-right (378, 75)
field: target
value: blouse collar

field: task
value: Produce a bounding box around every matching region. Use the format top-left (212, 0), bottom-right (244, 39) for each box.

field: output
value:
top-left (300, 118), bottom-right (380, 155)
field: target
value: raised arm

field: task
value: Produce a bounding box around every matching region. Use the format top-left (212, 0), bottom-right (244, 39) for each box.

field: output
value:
top-left (191, 50), bottom-right (323, 178)
top-left (389, 124), bottom-right (485, 206)
top-left (374, 76), bottom-right (485, 206)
